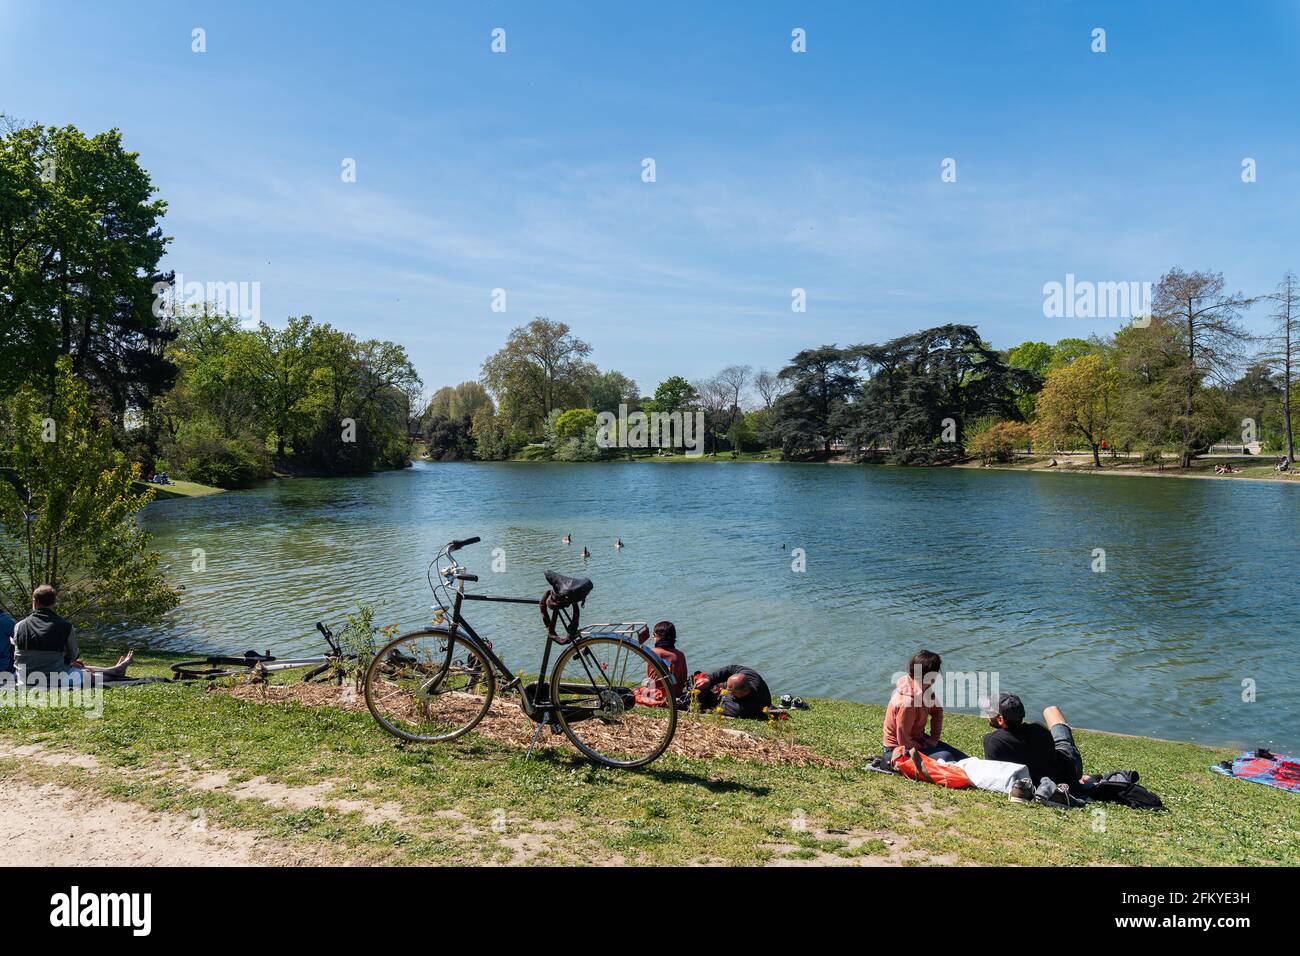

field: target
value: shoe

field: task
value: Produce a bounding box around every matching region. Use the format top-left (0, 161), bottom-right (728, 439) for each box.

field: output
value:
top-left (1034, 779), bottom-right (1086, 809)
top-left (1008, 779), bottom-right (1035, 804)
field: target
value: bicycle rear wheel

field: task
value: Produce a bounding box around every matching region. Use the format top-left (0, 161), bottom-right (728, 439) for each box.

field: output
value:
top-left (364, 629), bottom-right (495, 743)
top-left (551, 637), bottom-right (677, 768)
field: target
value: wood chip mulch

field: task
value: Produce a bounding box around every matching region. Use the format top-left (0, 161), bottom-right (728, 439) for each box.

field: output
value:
top-left (213, 682), bottom-right (847, 768)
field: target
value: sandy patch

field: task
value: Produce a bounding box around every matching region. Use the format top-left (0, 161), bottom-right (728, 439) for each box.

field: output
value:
top-left (0, 779), bottom-right (325, 867)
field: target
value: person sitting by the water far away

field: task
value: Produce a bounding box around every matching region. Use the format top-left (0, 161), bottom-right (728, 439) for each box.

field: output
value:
top-left (883, 649), bottom-right (970, 763)
top-left (9, 585), bottom-right (135, 688)
top-left (634, 620), bottom-right (688, 707)
top-left (981, 692), bottom-right (1086, 789)
top-left (694, 663), bottom-right (772, 719)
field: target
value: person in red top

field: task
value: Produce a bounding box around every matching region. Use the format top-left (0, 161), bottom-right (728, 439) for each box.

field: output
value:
top-left (882, 649), bottom-right (968, 763)
top-left (634, 620), bottom-right (687, 707)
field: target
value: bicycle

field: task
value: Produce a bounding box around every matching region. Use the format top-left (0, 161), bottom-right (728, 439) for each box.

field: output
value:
top-left (363, 536), bottom-right (678, 769)
top-left (171, 621), bottom-right (355, 683)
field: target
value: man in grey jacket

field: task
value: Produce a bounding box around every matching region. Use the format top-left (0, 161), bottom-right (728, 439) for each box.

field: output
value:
top-left (12, 585), bottom-right (133, 687)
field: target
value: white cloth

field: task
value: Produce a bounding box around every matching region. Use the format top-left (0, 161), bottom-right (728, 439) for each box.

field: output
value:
top-left (953, 757), bottom-right (1031, 794)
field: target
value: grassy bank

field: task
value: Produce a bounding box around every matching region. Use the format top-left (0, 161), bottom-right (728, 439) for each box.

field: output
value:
top-left (2, 647), bottom-right (1295, 866)
top-left (135, 478), bottom-right (225, 499)
top-left (955, 453), bottom-right (1298, 484)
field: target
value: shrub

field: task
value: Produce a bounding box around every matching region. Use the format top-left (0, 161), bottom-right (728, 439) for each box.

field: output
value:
top-left (969, 421), bottom-right (1033, 463)
top-left (168, 418), bottom-right (271, 488)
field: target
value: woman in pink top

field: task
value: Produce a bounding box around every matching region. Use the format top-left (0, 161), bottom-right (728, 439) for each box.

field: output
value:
top-left (882, 649), bottom-right (968, 763)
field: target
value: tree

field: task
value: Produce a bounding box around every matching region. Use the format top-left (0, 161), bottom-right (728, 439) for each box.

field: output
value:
top-left (480, 318), bottom-right (595, 437)
top-left (1108, 319), bottom-right (1184, 462)
top-left (0, 358), bottom-right (179, 626)
top-left (1034, 354), bottom-right (1117, 467)
top-left (692, 376), bottom-right (732, 454)
top-left (1151, 269), bottom-right (1254, 467)
top-left (250, 316), bottom-right (315, 459)
top-left (1260, 271), bottom-right (1298, 463)
top-left (424, 381), bottom-right (493, 424)
top-left (424, 415), bottom-right (475, 461)
top-left (770, 346), bottom-right (860, 458)
top-left (753, 369), bottom-right (787, 411)
top-left (644, 375), bottom-right (697, 415)
top-left (1006, 341), bottom-right (1053, 417)
top-left (586, 370), bottom-right (639, 414)
top-left (1048, 338), bottom-right (1098, 371)
top-left (544, 408), bottom-right (602, 461)
top-left (553, 407), bottom-right (597, 440)
top-left (836, 325), bottom-right (1036, 462)
top-left (0, 122), bottom-right (176, 411)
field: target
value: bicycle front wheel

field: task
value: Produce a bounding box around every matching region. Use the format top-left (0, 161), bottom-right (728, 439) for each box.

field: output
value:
top-left (365, 629), bottom-right (495, 743)
top-left (551, 638), bottom-right (677, 768)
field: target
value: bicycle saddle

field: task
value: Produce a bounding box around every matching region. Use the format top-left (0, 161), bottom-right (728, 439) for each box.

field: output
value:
top-left (544, 570), bottom-right (593, 603)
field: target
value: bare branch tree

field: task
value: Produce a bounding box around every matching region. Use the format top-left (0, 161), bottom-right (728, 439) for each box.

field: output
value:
top-left (692, 376), bottom-right (731, 454)
top-left (1151, 269), bottom-right (1255, 467)
top-left (753, 368), bottom-right (787, 410)
top-left (1259, 271), bottom-right (1298, 463)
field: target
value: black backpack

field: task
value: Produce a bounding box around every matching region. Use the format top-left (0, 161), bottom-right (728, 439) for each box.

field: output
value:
top-left (1088, 770), bottom-right (1164, 811)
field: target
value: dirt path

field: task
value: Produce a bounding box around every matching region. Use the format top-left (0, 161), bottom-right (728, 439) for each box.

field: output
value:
top-left (1, 744), bottom-right (330, 867)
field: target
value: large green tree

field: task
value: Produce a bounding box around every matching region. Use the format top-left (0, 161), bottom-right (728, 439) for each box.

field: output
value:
top-left (836, 325), bottom-right (1037, 462)
top-left (0, 121), bottom-right (175, 411)
top-left (0, 358), bottom-right (178, 626)
top-left (480, 318), bottom-right (595, 438)
top-left (770, 346), bottom-right (861, 458)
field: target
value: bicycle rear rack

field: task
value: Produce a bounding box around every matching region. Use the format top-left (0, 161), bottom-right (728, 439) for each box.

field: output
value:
top-left (577, 622), bottom-right (650, 644)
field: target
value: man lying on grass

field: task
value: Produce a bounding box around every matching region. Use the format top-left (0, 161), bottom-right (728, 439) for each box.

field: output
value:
top-left (982, 691), bottom-right (1088, 801)
top-left (7, 585), bottom-right (135, 688)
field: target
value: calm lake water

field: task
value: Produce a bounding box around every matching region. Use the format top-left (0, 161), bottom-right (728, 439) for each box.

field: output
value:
top-left (134, 461), bottom-right (1299, 751)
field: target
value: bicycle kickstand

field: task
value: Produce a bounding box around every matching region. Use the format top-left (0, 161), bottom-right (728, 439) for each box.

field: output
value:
top-left (525, 712), bottom-right (549, 761)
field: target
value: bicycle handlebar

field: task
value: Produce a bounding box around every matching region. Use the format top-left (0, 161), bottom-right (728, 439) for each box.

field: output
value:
top-left (448, 536), bottom-right (480, 552)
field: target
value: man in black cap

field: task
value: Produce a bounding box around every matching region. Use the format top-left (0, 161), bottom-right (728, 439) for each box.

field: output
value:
top-left (981, 692), bottom-right (1085, 788)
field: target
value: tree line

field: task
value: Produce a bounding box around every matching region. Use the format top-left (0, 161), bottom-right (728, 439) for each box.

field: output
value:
top-left (1, 120), bottom-right (421, 489)
top-left (423, 270), bottom-right (1297, 468)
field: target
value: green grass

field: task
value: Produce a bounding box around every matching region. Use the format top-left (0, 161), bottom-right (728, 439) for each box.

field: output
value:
top-left (134, 479), bottom-right (225, 499)
top-left (1, 646), bottom-right (1295, 866)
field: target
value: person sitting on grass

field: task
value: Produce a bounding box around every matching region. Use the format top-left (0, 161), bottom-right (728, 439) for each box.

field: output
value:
top-left (0, 608), bottom-right (15, 677)
top-left (634, 620), bottom-right (688, 707)
top-left (693, 663), bottom-right (771, 719)
top-left (883, 649), bottom-right (969, 763)
top-left (981, 692), bottom-right (1085, 789)
top-left (10, 585), bottom-right (135, 688)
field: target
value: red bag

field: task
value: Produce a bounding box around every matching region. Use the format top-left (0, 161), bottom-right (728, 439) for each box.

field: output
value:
top-left (892, 748), bottom-right (974, 789)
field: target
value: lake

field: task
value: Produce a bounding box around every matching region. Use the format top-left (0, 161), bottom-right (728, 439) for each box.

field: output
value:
top-left (134, 461), bottom-right (1299, 751)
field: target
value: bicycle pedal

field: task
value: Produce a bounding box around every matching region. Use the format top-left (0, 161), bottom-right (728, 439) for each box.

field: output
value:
top-left (549, 723), bottom-right (564, 735)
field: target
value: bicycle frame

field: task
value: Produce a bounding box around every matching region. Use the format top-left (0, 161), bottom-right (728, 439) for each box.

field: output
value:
top-left (440, 574), bottom-right (577, 721)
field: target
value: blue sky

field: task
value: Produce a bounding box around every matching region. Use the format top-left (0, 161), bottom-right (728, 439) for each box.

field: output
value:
top-left (4, 1), bottom-right (1299, 395)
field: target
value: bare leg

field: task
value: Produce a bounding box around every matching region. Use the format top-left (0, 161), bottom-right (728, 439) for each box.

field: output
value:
top-left (83, 651), bottom-right (134, 680)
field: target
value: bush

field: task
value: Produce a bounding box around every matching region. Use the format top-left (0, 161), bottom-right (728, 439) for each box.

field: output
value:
top-left (168, 418), bottom-right (271, 488)
top-left (969, 421), bottom-right (1033, 463)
